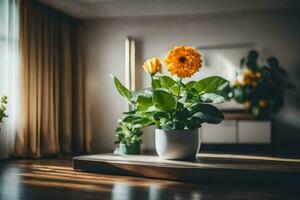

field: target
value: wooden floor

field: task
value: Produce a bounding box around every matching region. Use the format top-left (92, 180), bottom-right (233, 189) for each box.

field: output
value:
top-left (0, 159), bottom-right (300, 200)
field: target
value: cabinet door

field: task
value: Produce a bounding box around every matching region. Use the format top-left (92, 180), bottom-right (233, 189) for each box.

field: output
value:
top-left (237, 121), bottom-right (271, 144)
top-left (201, 120), bottom-right (237, 144)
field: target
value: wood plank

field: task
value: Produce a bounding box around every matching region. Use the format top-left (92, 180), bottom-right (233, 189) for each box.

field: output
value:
top-left (73, 153), bottom-right (300, 185)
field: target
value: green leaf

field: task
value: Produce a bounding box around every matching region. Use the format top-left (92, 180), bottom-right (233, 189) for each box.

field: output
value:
top-left (116, 126), bottom-right (123, 133)
top-left (251, 106), bottom-right (260, 117)
top-left (200, 93), bottom-right (225, 103)
top-left (122, 115), bottom-right (140, 123)
top-left (193, 76), bottom-right (230, 96)
top-left (159, 118), bottom-right (168, 127)
top-left (184, 91), bottom-right (199, 103)
top-left (186, 119), bottom-right (200, 130)
top-left (160, 76), bottom-right (176, 89)
top-left (170, 84), bottom-right (179, 96)
top-left (185, 81), bottom-right (196, 90)
top-left (136, 94), bottom-right (153, 111)
top-left (151, 77), bottom-right (161, 89)
top-left (131, 88), bottom-right (152, 102)
top-left (247, 50), bottom-right (259, 61)
top-left (132, 118), bottom-right (153, 126)
top-left (153, 112), bottom-right (169, 120)
top-left (267, 57), bottom-right (279, 69)
top-left (153, 90), bottom-right (176, 111)
top-left (233, 87), bottom-right (244, 103)
top-left (174, 108), bottom-right (190, 121)
top-left (190, 116), bottom-right (203, 124)
top-left (190, 103), bottom-right (224, 124)
top-left (113, 76), bottom-right (132, 102)
top-left (246, 60), bottom-right (258, 71)
top-left (123, 110), bottom-right (137, 115)
top-left (176, 101), bottom-right (184, 109)
top-left (138, 111), bottom-right (155, 118)
top-left (161, 121), bottom-right (185, 130)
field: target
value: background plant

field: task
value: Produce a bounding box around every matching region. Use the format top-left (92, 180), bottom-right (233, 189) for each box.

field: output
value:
top-left (0, 96), bottom-right (8, 123)
top-left (113, 46), bottom-right (231, 133)
top-left (233, 50), bottom-right (294, 119)
top-left (115, 112), bottom-right (152, 145)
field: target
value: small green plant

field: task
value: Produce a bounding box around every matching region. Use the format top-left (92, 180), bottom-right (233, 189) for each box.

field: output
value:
top-left (0, 96), bottom-right (8, 123)
top-left (115, 113), bottom-right (152, 145)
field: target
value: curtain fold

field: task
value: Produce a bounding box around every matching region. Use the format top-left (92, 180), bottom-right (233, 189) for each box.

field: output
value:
top-left (15, 0), bottom-right (91, 157)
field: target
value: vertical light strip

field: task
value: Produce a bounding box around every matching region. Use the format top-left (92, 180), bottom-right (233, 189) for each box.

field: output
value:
top-left (125, 38), bottom-right (130, 89)
top-left (125, 38), bottom-right (130, 111)
top-left (125, 37), bottom-right (136, 111)
top-left (130, 39), bottom-right (135, 91)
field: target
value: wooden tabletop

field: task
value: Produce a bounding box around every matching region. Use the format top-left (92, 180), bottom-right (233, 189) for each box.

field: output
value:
top-left (73, 153), bottom-right (300, 185)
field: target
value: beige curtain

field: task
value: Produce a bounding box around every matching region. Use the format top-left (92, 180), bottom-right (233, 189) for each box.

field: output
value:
top-left (15, 0), bottom-right (91, 157)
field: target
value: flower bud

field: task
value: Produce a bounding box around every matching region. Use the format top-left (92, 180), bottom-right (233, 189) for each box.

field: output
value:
top-left (143, 58), bottom-right (162, 75)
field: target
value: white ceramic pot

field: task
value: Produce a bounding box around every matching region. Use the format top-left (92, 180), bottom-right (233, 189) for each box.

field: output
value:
top-left (155, 129), bottom-right (200, 160)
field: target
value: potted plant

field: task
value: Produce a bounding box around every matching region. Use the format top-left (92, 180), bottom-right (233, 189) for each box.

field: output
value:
top-left (0, 96), bottom-right (8, 125)
top-left (114, 113), bottom-right (152, 155)
top-left (233, 50), bottom-right (294, 119)
top-left (0, 96), bottom-right (8, 160)
top-left (113, 46), bottom-right (230, 160)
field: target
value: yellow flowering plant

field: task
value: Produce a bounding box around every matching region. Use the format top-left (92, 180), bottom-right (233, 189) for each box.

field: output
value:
top-left (113, 46), bottom-right (231, 136)
top-left (233, 50), bottom-right (294, 119)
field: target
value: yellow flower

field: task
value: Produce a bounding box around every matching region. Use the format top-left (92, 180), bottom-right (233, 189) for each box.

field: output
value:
top-left (164, 46), bottom-right (202, 78)
top-left (259, 100), bottom-right (267, 108)
top-left (243, 69), bottom-right (254, 78)
top-left (255, 72), bottom-right (262, 78)
top-left (234, 80), bottom-right (241, 87)
top-left (243, 69), bottom-right (259, 86)
top-left (244, 101), bottom-right (251, 110)
top-left (143, 58), bottom-right (162, 75)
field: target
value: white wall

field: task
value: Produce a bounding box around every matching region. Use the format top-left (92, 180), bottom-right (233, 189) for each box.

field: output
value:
top-left (81, 10), bottom-right (300, 153)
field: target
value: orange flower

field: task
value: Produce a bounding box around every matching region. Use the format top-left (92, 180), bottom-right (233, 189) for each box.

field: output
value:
top-left (235, 80), bottom-right (243, 87)
top-left (255, 72), bottom-right (262, 78)
top-left (243, 69), bottom-right (259, 86)
top-left (243, 69), bottom-right (254, 78)
top-left (164, 46), bottom-right (202, 78)
top-left (259, 100), bottom-right (267, 108)
top-left (244, 101), bottom-right (251, 110)
top-left (143, 58), bottom-right (162, 75)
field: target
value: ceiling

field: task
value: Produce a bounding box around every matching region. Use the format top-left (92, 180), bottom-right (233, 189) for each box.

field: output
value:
top-left (37, 0), bottom-right (300, 19)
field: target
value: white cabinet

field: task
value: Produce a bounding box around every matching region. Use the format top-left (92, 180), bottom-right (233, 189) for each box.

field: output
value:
top-left (237, 121), bottom-right (271, 144)
top-left (201, 120), bottom-right (271, 144)
top-left (201, 120), bottom-right (237, 144)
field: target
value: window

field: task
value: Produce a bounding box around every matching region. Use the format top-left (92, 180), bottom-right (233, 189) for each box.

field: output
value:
top-left (0, 0), bottom-right (19, 158)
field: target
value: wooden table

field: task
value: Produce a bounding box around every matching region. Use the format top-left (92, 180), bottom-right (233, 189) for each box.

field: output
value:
top-left (73, 153), bottom-right (300, 185)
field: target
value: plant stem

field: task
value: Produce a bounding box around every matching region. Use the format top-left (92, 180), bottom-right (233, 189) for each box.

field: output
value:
top-left (151, 74), bottom-right (156, 88)
top-left (176, 78), bottom-right (182, 108)
top-left (177, 78), bottom-right (182, 96)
